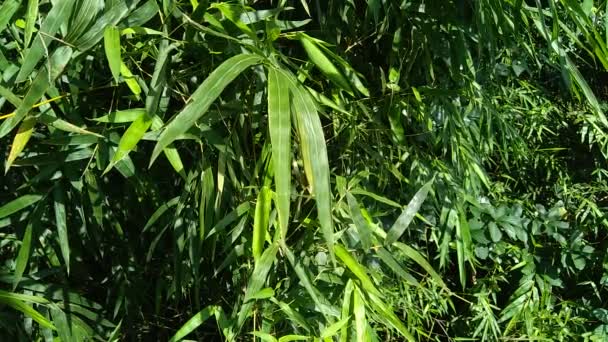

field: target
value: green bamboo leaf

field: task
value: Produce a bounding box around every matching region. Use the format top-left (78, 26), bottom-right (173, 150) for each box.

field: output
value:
top-left (39, 114), bottom-right (103, 137)
top-left (24, 0), bottom-right (39, 47)
top-left (353, 287), bottom-right (366, 342)
top-left (0, 291), bottom-right (54, 330)
top-left (51, 306), bottom-right (72, 342)
top-left (71, 1), bottom-right (138, 53)
top-left (346, 193), bottom-right (372, 249)
top-left (104, 26), bottom-right (122, 83)
top-left (53, 185), bottom-right (69, 274)
top-left (252, 186), bottom-right (272, 261)
top-left (6, 116), bottom-right (36, 172)
top-left (385, 180), bottom-right (433, 245)
top-left (0, 0), bottom-right (19, 30)
top-left (367, 292), bottom-right (415, 341)
top-left (252, 332), bottom-right (277, 342)
top-left (286, 73), bottom-right (334, 259)
top-left (120, 62), bottom-right (142, 99)
top-left (16, 1), bottom-right (75, 83)
top-left (104, 112), bottom-right (153, 174)
top-left (150, 54), bottom-right (263, 165)
top-left (271, 299), bottom-right (312, 332)
top-left (375, 247), bottom-right (419, 286)
top-left (63, 0), bottom-right (103, 43)
top-left (320, 316), bottom-right (350, 338)
top-left (340, 280), bottom-right (354, 342)
top-left (334, 244), bottom-right (381, 298)
top-left (121, 0), bottom-right (159, 28)
top-left (143, 196), bottom-right (180, 232)
top-left (238, 243), bottom-right (279, 329)
top-left (168, 306), bottom-right (219, 342)
top-left (0, 194), bottom-right (43, 219)
top-left (14, 201), bottom-right (45, 290)
top-left (0, 46), bottom-right (73, 138)
top-left (267, 67), bottom-right (291, 240)
top-left (298, 33), bottom-right (353, 94)
top-left (278, 335), bottom-right (309, 342)
top-left (93, 108), bottom-right (147, 123)
top-left (393, 242), bottom-right (448, 291)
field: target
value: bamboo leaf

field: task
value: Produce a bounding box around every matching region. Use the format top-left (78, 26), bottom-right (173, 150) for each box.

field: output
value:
top-left (385, 180), bottom-right (433, 245)
top-left (298, 33), bottom-right (353, 94)
top-left (24, 0), bottom-right (39, 47)
top-left (53, 185), bottom-right (70, 274)
top-left (168, 306), bottom-right (219, 342)
top-left (150, 54), bottom-right (263, 165)
top-left (0, 194), bottom-right (43, 219)
top-left (104, 26), bottom-right (122, 83)
top-left (6, 116), bottom-right (36, 172)
top-left (267, 67), bottom-right (291, 240)
top-left (14, 201), bottom-right (45, 290)
top-left (334, 244), bottom-right (381, 298)
top-left (104, 112), bottom-right (153, 173)
top-left (286, 73), bottom-right (334, 259)
top-left (16, 1), bottom-right (75, 82)
top-left (252, 186), bottom-right (272, 261)
top-left (0, 46), bottom-right (73, 138)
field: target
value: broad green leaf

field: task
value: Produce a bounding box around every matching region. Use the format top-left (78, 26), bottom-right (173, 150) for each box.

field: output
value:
top-left (252, 186), bottom-right (272, 261)
top-left (0, 194), bottom-right (43, 219)
top-left (278, 336), bottom-right (309, 342)
top-left (367, 292), bottom-right (415, 341)
top-left (375, 247), bottom-right (419, 286)
top-left (340, 280), bottom-right (354, 342)
top-left (24, 0), bottom-right (39, 47)
top-left (298, 33), bottom-right (353, 94)
top-left (393, 242), bottom-right (448, 291)
top-left (385, 180), bottom-right (433, 245)
top-left (39, 114), bottom-right (103, 137)
top-left (150, 54), bottom-right (263, 165)
top-left (168, 306), bottom-right (218, 342)
top-left (71, 1), bottom-right (139, 53)
top-left (120, 63), bottom-right (141, 99)
top-left (0, 46), bottom-right (73, 138)
top-left (104, 26), bottom-right (122, 83)
top-left (6, 116), bottom-right (36, 172)
top-left (16, 1), bottom-right (75, 83)
top-left (334, 244), bottom-right (381, 298)
top-left (0, 0), bottom-right (19, 30)
top-left (346, 193), bottom-right (372, 249)
top-left (104, 112), bottom-right (153, 173)
top-left (53, 185), bottom-right (70, 274)
top-left (94, 108), bottom-right (147, 123)
top-left (353, 288), bottom-right (366, 342)
top-left (320, 316), bottom-right (350, 338)
top-left (286, 72), bottom-right (334, 259)
top-left (51, 306), bottom-right (72, 342)
top-left (247, 287), bottom-right (274, 301)
top-left (239, 244), bottom-right (279, 326)
top-left (252, 332), bottom-right (277, 342)
top-left (0, 291), bottom-right (54, 330)
top-left (267, 67), bottom-right (291, 240)
top-left (64, 0), bottom-right (103, 43)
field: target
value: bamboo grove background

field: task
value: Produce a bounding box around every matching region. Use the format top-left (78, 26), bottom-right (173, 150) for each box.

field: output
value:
top-left (1, 0), bottom-right (608, 340)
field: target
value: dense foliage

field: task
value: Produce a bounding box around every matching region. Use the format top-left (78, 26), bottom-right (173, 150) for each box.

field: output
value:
top-left (2, 0), bottom-right (608, 340)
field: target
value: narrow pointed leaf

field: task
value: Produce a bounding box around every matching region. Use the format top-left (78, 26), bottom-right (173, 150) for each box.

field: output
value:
top-left (150, 54), bottom-right (263, 165)
top-left (0, 46), bottom-right (73, 138)
top-left (16, 1), bottom-right (75, 82)
top-left (267, 67), bottom-right (291, 239)
top-left (385, 180), bottom-right (433, 245)
top-left (252, 186), bottom-right (272, 261)
top-left (6, 117), bottom-right (36, 172)
top-left (0, 194), bottom-right (43, 219)
top-left (53, 185), bottom-right (70, 274)
top-left (104, 26), bottom-right (122, 83)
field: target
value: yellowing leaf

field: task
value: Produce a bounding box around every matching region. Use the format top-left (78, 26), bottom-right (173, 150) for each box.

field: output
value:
top-left (6, 117), bottom-right (36, 172)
